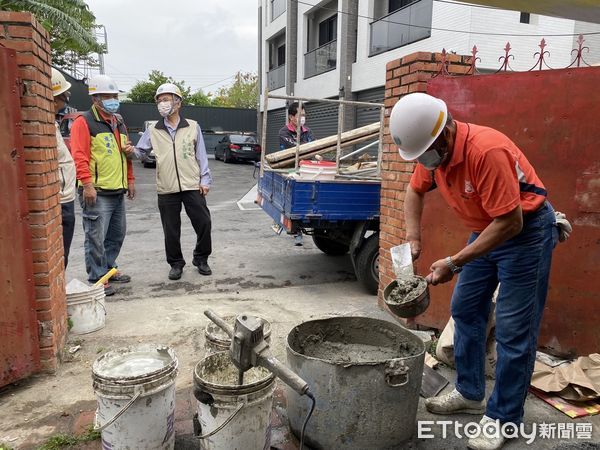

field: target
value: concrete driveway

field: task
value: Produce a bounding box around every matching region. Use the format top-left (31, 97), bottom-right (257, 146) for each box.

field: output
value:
top-left (0, 158), bottom-right (598, 449)
top-left (65, 157), bottom-right (359, 299)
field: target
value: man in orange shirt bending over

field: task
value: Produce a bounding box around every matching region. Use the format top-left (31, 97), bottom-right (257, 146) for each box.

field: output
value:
top-left (390, 93), bottom-right (561, 450)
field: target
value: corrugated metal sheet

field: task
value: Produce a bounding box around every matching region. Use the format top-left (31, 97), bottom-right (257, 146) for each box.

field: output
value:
top-left (304, 99), bottom-right (339, 142)
top-left (119, 103), bottom-right (257, 135)
top-left (355, 87), bottom-right (385, 127)
top-left (265, 90), bottom-right (384, 157)
top-left (266, 107), bottom-right (286, 154)
top-left (266, 100), bottom-right (340, 155)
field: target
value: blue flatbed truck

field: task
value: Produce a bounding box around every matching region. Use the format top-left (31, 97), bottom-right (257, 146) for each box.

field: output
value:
top-left (257, 170), bottom-right (381, 294)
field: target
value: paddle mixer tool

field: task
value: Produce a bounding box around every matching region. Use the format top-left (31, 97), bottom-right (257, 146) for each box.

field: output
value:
top-left (204, 310), bottom-right (316, 448)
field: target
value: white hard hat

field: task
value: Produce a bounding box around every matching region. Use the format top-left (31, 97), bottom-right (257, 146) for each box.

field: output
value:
top-left (155, 83), bottom-right (182, 100)
top-left (389, 93), bottom-right (448, 161)
top-left (88, 74), bottom-right (119, 95)
top-left (51, 68), bottom-right (71, 97)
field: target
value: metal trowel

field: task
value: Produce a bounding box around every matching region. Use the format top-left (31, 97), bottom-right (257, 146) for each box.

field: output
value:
top-left (390, 243), bottom-right (414, 280)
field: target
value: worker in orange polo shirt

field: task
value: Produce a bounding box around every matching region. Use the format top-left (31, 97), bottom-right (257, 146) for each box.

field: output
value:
top-left (390, 93), bottom-right (562, 450)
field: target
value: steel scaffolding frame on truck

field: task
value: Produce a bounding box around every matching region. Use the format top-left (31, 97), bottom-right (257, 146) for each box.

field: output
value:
top-left (256, 91), bottom-right (385, 294)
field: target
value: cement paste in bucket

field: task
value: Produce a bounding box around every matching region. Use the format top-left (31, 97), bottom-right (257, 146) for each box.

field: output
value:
top-left (92, 344), bottom-right (178, 450)
top-left (204, 315), bottom-right (272, 355)
top-left (193, 351), bottom-right (275, 450)
top-left (286, 316), bottom-right (425, 449)
top-left (66, 279), bottom-right (106, 335)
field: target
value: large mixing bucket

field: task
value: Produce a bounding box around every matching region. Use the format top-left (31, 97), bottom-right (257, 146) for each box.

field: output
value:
top-left (286, 316), bottom-right (425, 449)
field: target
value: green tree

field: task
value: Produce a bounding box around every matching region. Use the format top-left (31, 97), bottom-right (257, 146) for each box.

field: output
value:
top-left (0, 0), bottom-right (104, 69)
top-left (128, 70), bottom-right (191, 103)
top-left (212, 71), bottom-right (258, 109)
top-left (188, 89), bottom-right (213, 106)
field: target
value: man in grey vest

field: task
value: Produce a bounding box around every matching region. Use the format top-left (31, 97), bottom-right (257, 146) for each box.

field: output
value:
top-left (135, 83), bottom-right (213, 280)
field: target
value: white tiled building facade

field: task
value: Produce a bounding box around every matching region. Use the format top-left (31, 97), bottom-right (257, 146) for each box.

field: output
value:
top-left (258, 0), bottom-right (600, 148)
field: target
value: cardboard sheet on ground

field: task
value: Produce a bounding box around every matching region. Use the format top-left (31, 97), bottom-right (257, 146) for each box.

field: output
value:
top-left (531, 354), bottom-right (600, 402)
top-left (529, 387), bottom-right (600, 419)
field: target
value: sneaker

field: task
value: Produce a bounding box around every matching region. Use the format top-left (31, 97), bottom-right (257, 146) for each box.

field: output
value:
top-left (103, 283), bottom-right (116, 297)
top-left (196, 261), bottom-right (212, 276)
top-left (110, 271), bottom-right (131, 283)
top-left (169, 266), bottom-right (183, 280)
top-left (467, 416), bottom-right (506, 450)
top-left (424, 388), bottom-right (486, 415)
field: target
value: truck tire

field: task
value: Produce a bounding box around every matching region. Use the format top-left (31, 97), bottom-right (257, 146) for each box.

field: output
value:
top-left (356, 234), bottom-right (379, 295)
top-left (312, 232), bottom-right (350, 256)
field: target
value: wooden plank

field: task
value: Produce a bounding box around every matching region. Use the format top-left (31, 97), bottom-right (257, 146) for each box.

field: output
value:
top-left (269, 133), bottom-right (379, 169)
top-left (266, 122), bottom-right (381, 164)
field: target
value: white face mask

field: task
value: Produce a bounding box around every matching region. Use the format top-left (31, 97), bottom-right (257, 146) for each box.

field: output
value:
top-left (300, 116), bottom-right (306, 127)
top-left (157, 101), bottom-right (174, 117)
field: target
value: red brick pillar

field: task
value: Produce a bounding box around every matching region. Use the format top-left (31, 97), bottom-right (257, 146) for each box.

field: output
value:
top-left (0, 12), bottom-right (66, 371)
top-left (378, 51), bottom-right (471, 313)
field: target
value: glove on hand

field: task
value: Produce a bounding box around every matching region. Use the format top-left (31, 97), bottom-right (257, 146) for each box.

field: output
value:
top-left (554, 211), bottom-right (572, 242)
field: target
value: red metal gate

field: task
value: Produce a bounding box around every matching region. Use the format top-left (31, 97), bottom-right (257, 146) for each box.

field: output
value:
top-left (416, 66), bottom-right (600, 356)
top-left (0, 46), bottom-right (40, 386)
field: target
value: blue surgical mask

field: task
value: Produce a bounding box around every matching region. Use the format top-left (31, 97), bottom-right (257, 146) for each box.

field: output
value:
top-left (101, 99), bottom-right (120, 114)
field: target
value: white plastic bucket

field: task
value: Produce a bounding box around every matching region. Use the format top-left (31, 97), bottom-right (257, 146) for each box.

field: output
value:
top-left (298, 160), bottom-right (337, 180)
top-left (193, 351), bottom-right (276, 450)
top-left (92, 344), bottom-right (178, 450)
top-left (204, 315), bottom-right (272, 355)
top-left (67, 286), bottom-right (106, 335)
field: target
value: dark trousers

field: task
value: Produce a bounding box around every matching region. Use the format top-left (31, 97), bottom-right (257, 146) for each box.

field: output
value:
top-left (157, 190), bottom-right (212, 269)
top-left (61, 201), bottom-right (75, 268)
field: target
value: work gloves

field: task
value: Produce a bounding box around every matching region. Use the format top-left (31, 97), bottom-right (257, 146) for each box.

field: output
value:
top-left (554, 211), bottom-right (572, 243)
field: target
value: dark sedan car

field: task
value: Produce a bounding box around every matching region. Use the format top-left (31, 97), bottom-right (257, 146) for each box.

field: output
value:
top-left (214, 133), bottom-right (261, 163)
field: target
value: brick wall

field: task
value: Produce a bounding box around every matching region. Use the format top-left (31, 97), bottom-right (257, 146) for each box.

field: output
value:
top-left (378, 51), bottom-right (471, 318)
top-left (0, 11), bottom-right (66, 371)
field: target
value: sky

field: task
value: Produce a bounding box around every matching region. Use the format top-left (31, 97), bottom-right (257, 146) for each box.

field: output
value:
top-left (86, 0), bottom-right (258, 94)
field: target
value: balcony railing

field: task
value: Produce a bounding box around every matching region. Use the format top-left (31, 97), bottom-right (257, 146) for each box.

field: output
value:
top-left (304, 40), bottom-right (337, 79)
top-left (370, 0), bottom-right (432, 56)
top-left (267, 64), bottom-right (286, 90)
top-left (271, 0), bottom-right (286, 21)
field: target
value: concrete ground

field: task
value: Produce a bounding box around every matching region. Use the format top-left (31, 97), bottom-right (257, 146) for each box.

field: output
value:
top-left (1, 158), bottom-right (598, 449)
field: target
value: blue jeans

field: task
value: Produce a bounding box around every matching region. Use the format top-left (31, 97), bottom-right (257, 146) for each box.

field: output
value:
top-left (79, 192), bottom-right (126, 282)
top-left (451, 202), bottom-right (559, 424)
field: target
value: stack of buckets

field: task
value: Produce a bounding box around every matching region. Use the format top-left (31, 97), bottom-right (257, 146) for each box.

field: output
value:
top-left (66, 281), bottom-right (106, 335)
top-left (298, 160), bottom-right (337, 180)
top-left (193, 316), bottom-right (276, 449)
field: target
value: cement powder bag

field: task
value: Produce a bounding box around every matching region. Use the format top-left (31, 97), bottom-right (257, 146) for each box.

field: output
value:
top-left (436, 288), bottom-right (498, 378)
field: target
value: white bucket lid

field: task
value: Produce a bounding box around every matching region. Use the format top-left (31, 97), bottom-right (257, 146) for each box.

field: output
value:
top-left (93, 344), bottom-right (177, 381)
